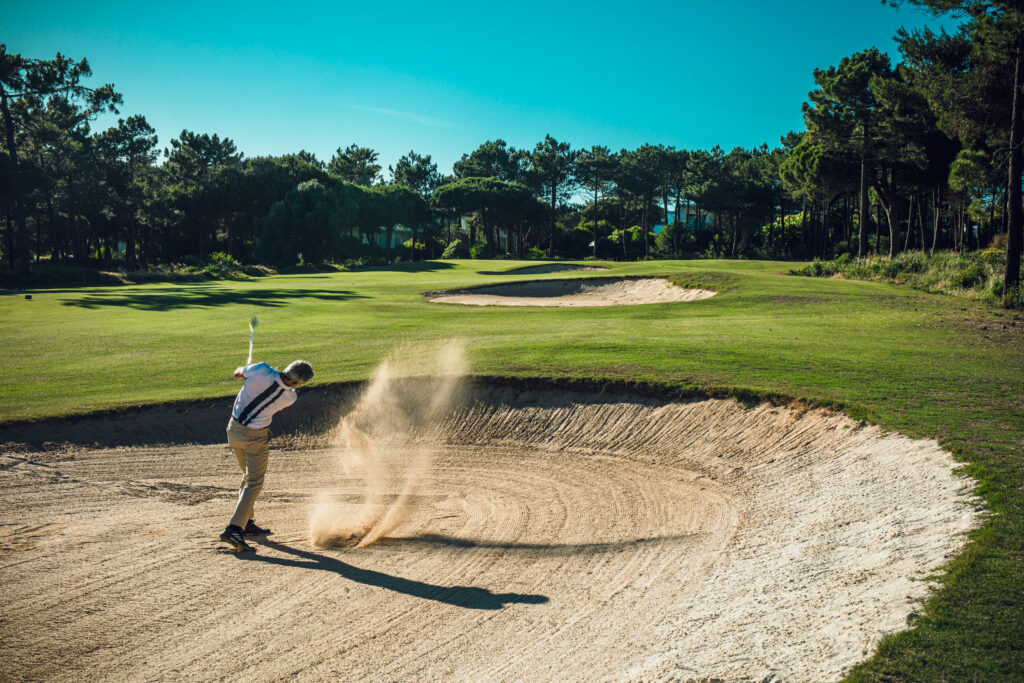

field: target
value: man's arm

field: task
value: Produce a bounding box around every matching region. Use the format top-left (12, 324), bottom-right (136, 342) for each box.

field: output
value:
top-left (234, 367), bottom-right (245, 380)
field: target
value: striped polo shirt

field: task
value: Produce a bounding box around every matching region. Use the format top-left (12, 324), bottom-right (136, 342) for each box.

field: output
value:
top-left (231, 362), bottom-right (297, 429)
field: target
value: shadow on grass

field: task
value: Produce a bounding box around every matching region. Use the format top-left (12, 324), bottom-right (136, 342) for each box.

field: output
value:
top-left (477, 263), bottom-right (606, 275)
top-left (60, 285), bottom-right (366, 310)
top-left (240, 540), bottom-right (549, 610)
top-left (349, 260), bottom-right (456, 273)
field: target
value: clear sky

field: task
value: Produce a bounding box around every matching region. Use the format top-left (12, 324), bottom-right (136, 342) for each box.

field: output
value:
top-left (7, 1), bottom-right (959, 178)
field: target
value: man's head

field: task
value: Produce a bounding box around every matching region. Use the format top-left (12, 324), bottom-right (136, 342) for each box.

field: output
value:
top-left (282, 360), bottom-right (314, 388)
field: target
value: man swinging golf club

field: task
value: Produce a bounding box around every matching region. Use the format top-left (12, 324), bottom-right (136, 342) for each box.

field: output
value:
top-left (219, 355), bottom-right (314, 552)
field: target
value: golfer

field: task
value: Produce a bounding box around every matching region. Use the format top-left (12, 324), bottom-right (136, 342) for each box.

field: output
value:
top-left (220, 359), bottom-right (314, 552)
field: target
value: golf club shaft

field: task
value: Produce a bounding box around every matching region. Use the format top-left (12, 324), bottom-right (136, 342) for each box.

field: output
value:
top-left (247, 322), bottom-right (255, 365)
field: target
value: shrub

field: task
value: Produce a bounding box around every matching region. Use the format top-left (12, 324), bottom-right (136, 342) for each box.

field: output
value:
top-left (950, 262), bottom-right (986, 290)
top-left (980, 247), bottom-right (1004, 266)
top-left (469, 242), bottom-right (494, 259)
top-left (203, 251), bottom-right (243, 279)
top-left (441, 239), bottom-right (470, 259)
top-left (791, 258), bottom-right (840, 277)
top-left (1004, 285), bottom-right (1024, 310)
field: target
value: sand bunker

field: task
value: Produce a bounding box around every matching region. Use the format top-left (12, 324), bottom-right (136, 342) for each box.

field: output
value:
top-left (426, 277), bottom-right (716, 306)
top-left (478, 263), bottom-right (606, 276)
top-left (0, 381), bottom-right (977, 682)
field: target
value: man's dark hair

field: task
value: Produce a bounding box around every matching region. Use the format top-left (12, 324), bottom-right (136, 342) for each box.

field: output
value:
top-left (283, 360), bottom-right (314, 385)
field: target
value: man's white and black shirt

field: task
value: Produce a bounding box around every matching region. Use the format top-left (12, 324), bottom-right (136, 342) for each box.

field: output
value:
top-left (231, 362), bottom-right (297, 429)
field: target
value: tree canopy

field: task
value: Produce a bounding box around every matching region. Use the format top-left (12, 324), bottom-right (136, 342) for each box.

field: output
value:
top-left (2, 17), bottom-right (1022, 300)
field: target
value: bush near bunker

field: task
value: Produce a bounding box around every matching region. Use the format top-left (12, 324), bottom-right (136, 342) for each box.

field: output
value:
top-left (792, 248), bottom-right (1020, 306)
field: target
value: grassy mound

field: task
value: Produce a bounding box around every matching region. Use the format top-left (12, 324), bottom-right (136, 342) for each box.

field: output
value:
top-left (791, 248), bottom-right (1023, 308)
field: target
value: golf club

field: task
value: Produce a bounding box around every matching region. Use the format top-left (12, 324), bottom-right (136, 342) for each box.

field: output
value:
top-left (247, 315), bottom-right (258, 365)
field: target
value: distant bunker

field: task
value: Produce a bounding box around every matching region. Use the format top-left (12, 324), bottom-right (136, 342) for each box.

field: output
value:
top-left (0, 380), bottom-right (978, 681)
top-left (425, 276), bottom-right (716, 307)
top-left (477, 263), bottom-right (607, 276)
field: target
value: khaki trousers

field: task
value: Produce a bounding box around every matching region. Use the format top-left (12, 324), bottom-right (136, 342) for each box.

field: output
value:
top-left (226, 417), bottom-right (270, 529)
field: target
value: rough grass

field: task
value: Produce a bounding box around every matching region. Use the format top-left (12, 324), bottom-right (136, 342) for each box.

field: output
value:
top-left (1, 258), bottom-right (1022, 681)
top-left (792, 248), bottom-right (1023, 307)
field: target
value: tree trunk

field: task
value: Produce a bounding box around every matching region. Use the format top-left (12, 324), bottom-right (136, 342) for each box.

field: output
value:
top-left (34, 209), bottom-right (41, 262)
top-left (0, 87), bottom-right (30, 274)
top-left (884, 201), bottom-right (897, 258)
top-left (903, 196), bottom-right (914, 252)
top-left (931, 186), bottom-right (940, 255)
top-left (641, 193), bottom-right (649, 258)
top-left (673, 190), bottom-right (681, 257)
top-left (778, 194), bottom-right (785, 256)
top-left (128, 162), bottom-right (139, 267)
top-left (481, 206), bottom-right (491, 257)
top-left (549, 185), bottom-right (556, 254)
top-left (45, 190), bottom-right (57, 261)
top-left (858, 125), bottom-right (869, 259)
top-left (821, 201), bottom-right (828, 252)
top-left (730, 213), bottom-right (738, 256)
top-left (771, 196), bottom-right (779, 256)
top-left (962, 205), bottom-right (969, 251)
top-left (1001, 184), bottom-right (1008, 239)
top-left (1005, 46), bottom-right (1023, 296)
top-left (872, 203), bottom-right (879, 255)
top-left (956, 205), bottom-right (963, 251)
top-left (917, 193), bottom-right (926, 251)
top-left (5, 206), bottom-right (14, 267)
top-left (800, 197), bottom-right (808, 252)
top-left (843, 194), bottom-right (850, 245)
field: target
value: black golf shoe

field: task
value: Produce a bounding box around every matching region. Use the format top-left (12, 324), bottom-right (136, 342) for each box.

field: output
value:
top-left (220, 525), bottom-right (254, 552)
top-left (243, 520), bottom-right (271, 537)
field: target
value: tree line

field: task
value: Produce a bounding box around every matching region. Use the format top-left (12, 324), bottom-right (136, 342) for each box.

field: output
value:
top-left (1, 0), bottom-right (1020, 297)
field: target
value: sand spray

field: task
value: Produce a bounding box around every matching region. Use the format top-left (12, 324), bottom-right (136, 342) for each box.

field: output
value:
top-left (309, 340), bottom-right (467, 548)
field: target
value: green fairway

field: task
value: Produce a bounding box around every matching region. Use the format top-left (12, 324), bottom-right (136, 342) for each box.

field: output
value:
top-left (2, 259), bottom-right (1023, 679)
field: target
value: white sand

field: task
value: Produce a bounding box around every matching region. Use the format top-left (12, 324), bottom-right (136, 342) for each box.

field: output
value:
top-left (427, 277), bottom-right (716, 306)
top-left (0, 385), bottom-right (978, 682)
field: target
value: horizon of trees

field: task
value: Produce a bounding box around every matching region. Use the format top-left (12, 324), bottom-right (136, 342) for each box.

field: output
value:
top-left (2, 1), bottom-right (1021, 300)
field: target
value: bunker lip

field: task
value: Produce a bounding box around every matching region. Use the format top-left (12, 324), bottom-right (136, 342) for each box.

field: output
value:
top-left (477, 263), bottom-right (607, 276)
top-left (424, 276), bottom-right (716, 307)
top-left (1, 378), bottom-right (979, 682)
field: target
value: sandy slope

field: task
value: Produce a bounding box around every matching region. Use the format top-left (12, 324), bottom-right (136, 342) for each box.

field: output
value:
top-left (425, 277), bottom-right (716, 306)
top-left (0, 387), bottom-right (977, 682)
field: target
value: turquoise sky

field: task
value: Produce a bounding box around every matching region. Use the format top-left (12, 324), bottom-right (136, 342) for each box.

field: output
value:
top-left (8, 1), bottom-right (958, 177)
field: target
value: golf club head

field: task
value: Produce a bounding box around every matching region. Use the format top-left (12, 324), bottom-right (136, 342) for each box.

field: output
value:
top-left (250, 315), bottom-right (259, 329)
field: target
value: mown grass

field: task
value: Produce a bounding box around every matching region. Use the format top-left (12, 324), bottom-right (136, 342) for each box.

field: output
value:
top-left (1, 258), bottom-right (1022, 680)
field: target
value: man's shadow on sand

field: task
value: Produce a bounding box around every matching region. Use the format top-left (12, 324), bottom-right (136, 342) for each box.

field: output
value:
top-left (236, 539), bottom-right (549, 611)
